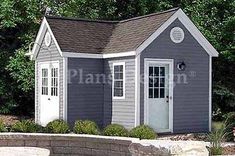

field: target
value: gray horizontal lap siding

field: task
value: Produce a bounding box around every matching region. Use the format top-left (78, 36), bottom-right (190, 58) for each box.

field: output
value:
top-left (35, 30), bottom-right (64, 123)
top-left (140, 19), bottom-right (209, 133)
top-left (67, 58), bottom-right (104, 127)
top-left (104, 57), bottom-right (135, 129)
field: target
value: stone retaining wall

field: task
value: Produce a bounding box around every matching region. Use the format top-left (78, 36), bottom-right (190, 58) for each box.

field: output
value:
top-left (0, 133), bottom-right (136, 156)
top-left (0, 133), bottom-right (209, 156)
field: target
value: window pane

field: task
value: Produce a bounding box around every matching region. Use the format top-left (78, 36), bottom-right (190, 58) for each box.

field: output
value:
top-left (154, 88), bottom-right (159, 98)
top-left (114, 73), bottom-right (123, 79)
top-left (114, 81), bottom-right (123, 88)
top-left (149, 77), bottom-right (153, 87)
top-left (149, 88), bottom-right (153, 98)
top-left (149, 67), bottom-right (153, 76)
top-left (160, 78), bottom-right (165, 87)
top-left (51, 68), bottom-right (58, 96)
top-left (42, 68), bottom-right (48, 95)
top-left (154, 67), bottom-right (159, 77)
top-left (160, 67), bottom-right (165, 76)
top-left (154, 77), bottom-right (159, 87)
top-left (119, 65), bottom-right (123, 72)
top-left (160, 88), bottom-right (165, 98)
top-left (114, 88), bottom-right (123, 97)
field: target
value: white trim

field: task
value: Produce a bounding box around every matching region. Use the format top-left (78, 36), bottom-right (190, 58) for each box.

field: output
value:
top-left (112, 62), bottom-right (125, 100)
top-left (144, 58), bottom-right (174, 133)
top-left (31, 18), bottom-right (62, 60)
top-left (62, 51), bottom-right (136, 59)
top-left (62, 52), bottom-right (103, 59)
top-left (63, 57), bottom-right (68, 122)
top-left (136, 9), bottom-right (219, 57)
top-left (134, 55), bottom-right (140, 126)
top-left (209, 56), bottom-right (212, 131)
top-left (103, 51), bottom-right (136, 58)
top-left (35, 61), bottom-right (38, 123)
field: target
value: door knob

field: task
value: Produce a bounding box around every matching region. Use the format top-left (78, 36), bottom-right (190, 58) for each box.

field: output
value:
top-left (48, 98), bottom-right (51, 100)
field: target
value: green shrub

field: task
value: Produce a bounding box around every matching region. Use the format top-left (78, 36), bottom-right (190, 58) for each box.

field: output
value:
top-left (11, 120), bottom-right (43, 133)
top-left (45, 119), bottom-right (70, 133)
top-left (129, 125), bottom-right (156, 139)
top-left (207, 123), bottom-right (227, 155)
top-left (0, 120), bottom-right (7, 132)
top-left (73, 120), bottom-right (99, 135)
top-left (210, 147), bottom-right (223, 155)
top-left (224, 112), bottom-right (235, 141)
top-left (103, 124), bottom-right (128, 137)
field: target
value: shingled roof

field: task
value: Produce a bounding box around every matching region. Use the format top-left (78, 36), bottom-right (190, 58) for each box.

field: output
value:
top-left (46, 8), bottom-right (178, 54)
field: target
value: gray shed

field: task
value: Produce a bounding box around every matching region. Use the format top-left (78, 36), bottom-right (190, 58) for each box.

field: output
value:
top-left (29, 8), bottom-right (219, 133)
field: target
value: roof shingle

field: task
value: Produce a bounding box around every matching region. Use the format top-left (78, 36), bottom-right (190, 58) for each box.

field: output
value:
top-left (46, 8), bottom-right (178, 54)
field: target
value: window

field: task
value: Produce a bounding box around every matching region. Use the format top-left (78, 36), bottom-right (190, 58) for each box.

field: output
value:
top-left (51, 68), bottom-right (58, 96)
top-left (41, 68), bottom-right (48, 95)
top-left (149, 66), bottom-right (166, 98)
top-left (113, 62), bottom-right (125, 99)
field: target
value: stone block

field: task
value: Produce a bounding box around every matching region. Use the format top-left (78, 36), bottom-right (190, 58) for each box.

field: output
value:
top-left (37, 140), bottom-right (50, 147)
top-left (91, 149), bottom-right (109, 156)
top-left (25, 140), bottom-right (37, 146)
top-left (69, 140), bottom-right (86, 147)
top-left (0, 140), bottom-right (8, 146)
top-left (51, 140), bottom-right (69, 147)
top-left (7, 140), bottom-right (24, 146)
top-left (111, 144), bottom-right (120, 151)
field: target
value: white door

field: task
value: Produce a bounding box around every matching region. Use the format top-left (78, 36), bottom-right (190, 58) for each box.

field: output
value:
top-left (145, 59), bottom-right (173, 132)
top-left (39, 62), bottom-right (59, 126)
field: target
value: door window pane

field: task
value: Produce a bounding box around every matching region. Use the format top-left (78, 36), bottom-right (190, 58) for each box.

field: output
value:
top-left (160, 88), bottom-right (165, 98)
top-left (160, 78), bottom-right (165, 87)
top-left (148, 66), bottom-right (167, 99)
top-left (149, 88), bottom-right (153, 98)
top-left (41, 68), bottom-right (48, 95)
top-left (154, 88), bottom-right (159, 98)
top-left (51, 68), bottom-right (58, 96)
top-left (154, 67), bottom-right (159, 77)
top-left (160, 67), bottom-right (165, 76)
top-left (149, 67), bottom-right (153, 76)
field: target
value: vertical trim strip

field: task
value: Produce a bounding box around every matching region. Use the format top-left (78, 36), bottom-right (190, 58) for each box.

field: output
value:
top-left (135, 55), bottom-right (140, 126)
top-left (35, 61), bottom-right (38, 123)
top-left (209, 56), bottom-right (212, 131)
top-left (63, 57), bottom-right (68, 121)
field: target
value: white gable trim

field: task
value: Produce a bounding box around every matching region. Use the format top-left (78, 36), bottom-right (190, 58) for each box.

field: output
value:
top-left (136, 9), bottom-right (219, 57)
top-left (62, 51), bottom-right (136, 59)
top-left (30, 18), bottom-right (63, 60)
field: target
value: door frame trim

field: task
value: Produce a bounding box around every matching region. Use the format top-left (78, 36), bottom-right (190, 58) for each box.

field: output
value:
top-left (144, 58), bottom-right (174, 133)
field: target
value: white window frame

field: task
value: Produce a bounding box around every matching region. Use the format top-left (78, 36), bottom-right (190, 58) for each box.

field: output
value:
top-left (112, 62), bottom-right (125, 99)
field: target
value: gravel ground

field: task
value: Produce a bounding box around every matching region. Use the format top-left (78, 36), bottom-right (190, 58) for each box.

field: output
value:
top-left (158, 133), bottom-right (235, 155)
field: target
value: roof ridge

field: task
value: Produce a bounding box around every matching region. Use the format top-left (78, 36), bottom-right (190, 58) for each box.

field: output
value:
top-left (45, 7), bottom-right (179, 24)
top-left (45, 16), bottom-right (119, 24)
top-left (119, 7), bottom-right (179, 23)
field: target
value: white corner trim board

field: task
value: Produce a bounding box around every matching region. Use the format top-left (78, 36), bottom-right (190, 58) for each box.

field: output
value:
top-left (209, 56), bottom-right (212, 131)
top-left (136, 9), bottom-right (219, 57)
top-left (63, 57), bottom-right (68, 122)
top-left (31, 18), bottom-right (63, 60)
top-left (134, 55), bottom-right (140, 126)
